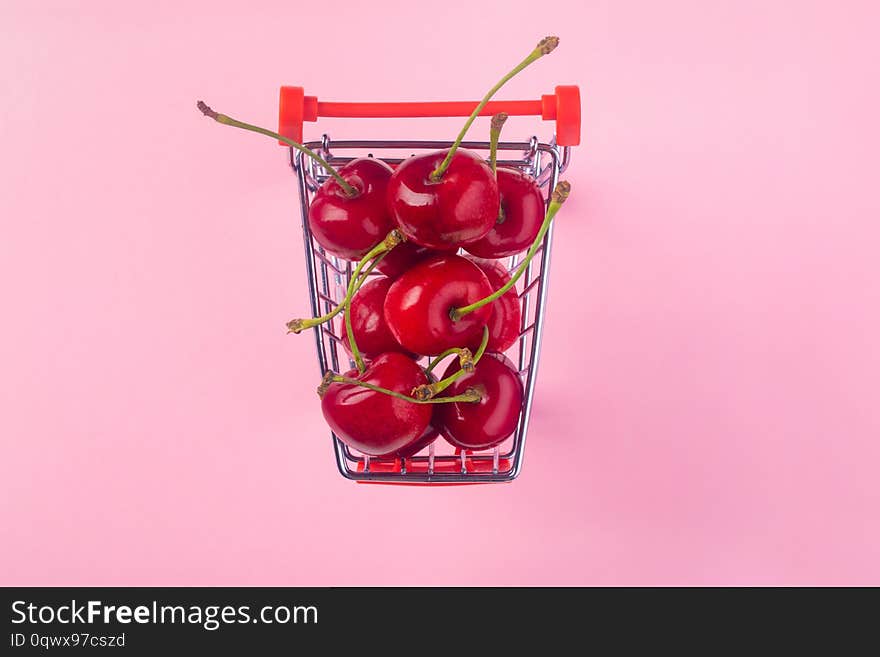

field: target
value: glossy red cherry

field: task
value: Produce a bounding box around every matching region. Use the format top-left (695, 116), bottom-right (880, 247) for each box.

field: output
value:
top-left (387, 149), bottom-right (500, 250)
top-left (466, 256), bottom-right (522, 353)
top-left (465, 167), bottom-right (545, 258)
top-left (374, 241), bottom-right (451, 279)
top-left (339, 276), bottom-right (408, 359)
top-left (308, 158), bottom-right (394, 260)
top-left (320, 352), bottom-right (431, 456)
top-left (437, 353), bottom-right (523, 450)
top-left (384, 254), bottom-right (493, 356)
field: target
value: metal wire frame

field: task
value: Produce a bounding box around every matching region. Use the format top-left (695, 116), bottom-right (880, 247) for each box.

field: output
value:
top-left (289, 136), bottom-right (570, 483)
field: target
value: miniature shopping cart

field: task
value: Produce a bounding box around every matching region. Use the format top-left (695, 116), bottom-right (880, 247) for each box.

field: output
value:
top-left (278, 85), bottom-right (580, 483)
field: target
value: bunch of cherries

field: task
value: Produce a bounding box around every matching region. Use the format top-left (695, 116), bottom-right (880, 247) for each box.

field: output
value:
top-left (198, 37), bottom-right (570, 459)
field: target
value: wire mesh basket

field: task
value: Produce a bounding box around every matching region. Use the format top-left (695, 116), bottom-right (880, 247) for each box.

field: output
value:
top-left (280, 87), bottom-right (579, 483)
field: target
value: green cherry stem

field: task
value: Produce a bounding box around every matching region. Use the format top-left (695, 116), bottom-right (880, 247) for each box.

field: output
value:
top-left (344, 299), bottom-right (361, 372)
top-left (425, 346), bottom-right (474, 374)
top-left (196, 101), bottom-right (358, 197)
top-left (319, 373), bottom-right (481, 405)
top-left (285, 253), bottom-right (386, 334)
top-left (489, 112), bottom-right (508, 175)
top-left (451, 181), bottom-right (571, 321)
top-left (429, 36), bottom-right (559, 181)
top-left (413, 326), bottom-right (489, 400)
top-left (344, 230), bottom-right (406, 373)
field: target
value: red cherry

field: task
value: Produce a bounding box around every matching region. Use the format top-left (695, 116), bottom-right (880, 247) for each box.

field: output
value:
top-left (339, 277), bottom-right (409, 359)
top-left (437, 353), bottom-right (523, 450)
top-left (374, 241), bottom-right (452, 279)
top-left (465, 167), bottom-right (545, 258)
top-left (383, 254), bottom-right (493, 356)
top-left (321, 352), bottom-right (431, 456)
top-left (466, 256), bottom-right (522, 353)
top-left (308, 158), bottom-right (394, 260)
top-left (387, 150), bottom-right (500, 250)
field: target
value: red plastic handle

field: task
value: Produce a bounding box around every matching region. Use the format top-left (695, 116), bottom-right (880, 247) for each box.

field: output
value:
top-left (278, 85), bottom-right (581, 146)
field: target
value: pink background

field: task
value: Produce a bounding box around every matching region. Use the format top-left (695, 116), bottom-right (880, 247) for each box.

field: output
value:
top-left (2, 1), bottom-right (879, 586)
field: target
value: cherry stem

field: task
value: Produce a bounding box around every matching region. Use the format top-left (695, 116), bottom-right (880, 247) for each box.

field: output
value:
top-left (344, 230), bottom-right (406, 373)
top-left (286, 253), bottom-right (386, 334)
top-left (414, 327), bottom-right (489, 400)
top-left (429, 36), bottom-right (559, 181)
top-left (196, 101), bottom-right (358, 197)
top-left (425, 346), bottom-right (474, 374)
top-left (489, 112), bottom-right (508, 175)
top-left (451, 181), bottom-right (570, 321)
top-left (322, 373), bottom-right (481, 405)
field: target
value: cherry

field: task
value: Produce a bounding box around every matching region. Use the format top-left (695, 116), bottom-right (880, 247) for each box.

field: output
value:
top-left (374, 240), bottom-right (451, 279)
top-left (465, 167), bottom-right (545, 258)
top-left (196, 102), bottom-right (392, 260)
top-left (466, 256), bottom-right (522, 353)
top-left (320, 352), bottom-right (432, 456)
top-left (387, 149), bottom-right (500, 249)
top-left (339, 276), bottom-right (408, 359)
top-left (308, 158), bottom-right (395, 260)
top-left (383, 254), bottom-right (493, 356)
top-left (437, 353), bottom-right (523, 450)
